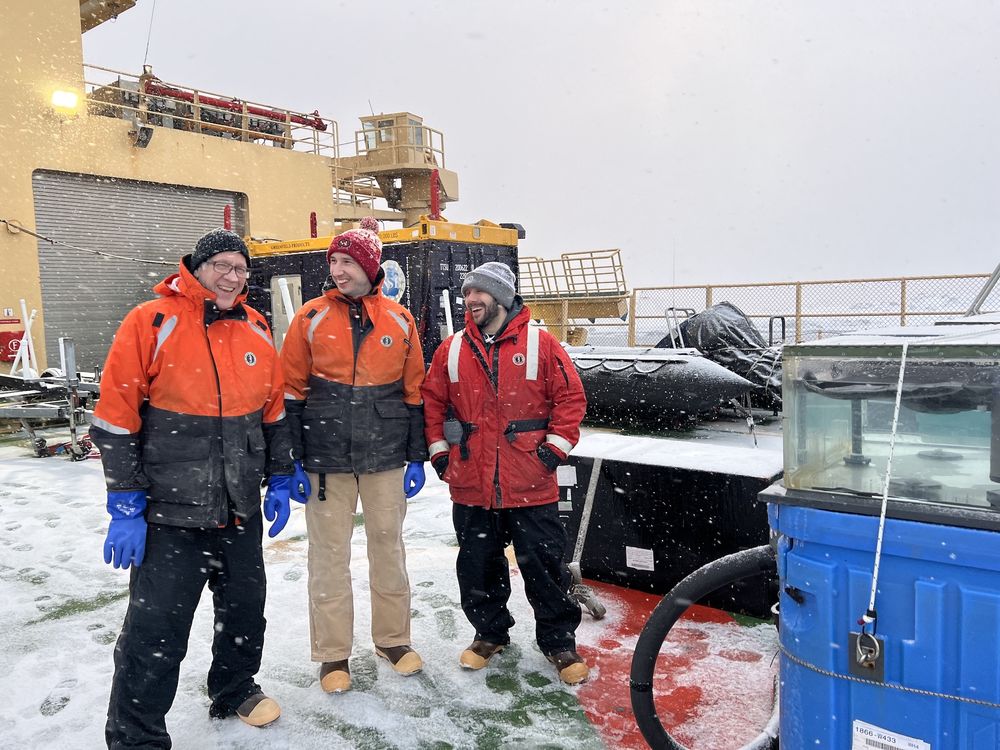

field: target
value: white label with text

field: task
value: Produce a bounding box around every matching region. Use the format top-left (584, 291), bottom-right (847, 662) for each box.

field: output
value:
top-left (625, 546), bottom-right (655, 571)
top-left (851, 720), bottom-right (930, 750)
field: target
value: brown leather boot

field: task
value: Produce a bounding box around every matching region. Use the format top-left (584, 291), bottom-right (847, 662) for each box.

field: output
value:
top-left (319, 659), bottom-right (351, 693)
top-left (459, 640), bottom-right (506, 670)
top-left (374, 645), bottom-right (423, 675)
top-left (546, 649), bottom-right (590, 685)
top-left (234, 692), bottom-right (281, 727)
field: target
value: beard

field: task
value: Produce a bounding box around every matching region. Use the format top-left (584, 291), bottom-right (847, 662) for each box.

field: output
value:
top-left (478, 298), bottom-right (502, 329)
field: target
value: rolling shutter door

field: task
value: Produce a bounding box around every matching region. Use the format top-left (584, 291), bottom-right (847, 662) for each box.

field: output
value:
top-left (31, 170), bottom-right (246, 370)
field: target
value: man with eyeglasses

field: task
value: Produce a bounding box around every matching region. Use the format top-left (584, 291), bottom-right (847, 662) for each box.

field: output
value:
top-left (91, 229), bottom-right (300, 748)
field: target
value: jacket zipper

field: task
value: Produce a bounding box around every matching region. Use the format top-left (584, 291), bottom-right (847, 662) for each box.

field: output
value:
top-left (203, 316), bottom-right (227, 527)
top-left (491, 343), bottom-right (503, 507)
top-left (348, 299), bottom-right (374, 471)
top-left (348, 299), bottom-right (375, 384)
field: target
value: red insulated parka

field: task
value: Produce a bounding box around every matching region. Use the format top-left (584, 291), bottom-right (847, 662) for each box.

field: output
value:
top-left (422, 304), bottom-right (586, 508)
top-left (90, 257), bottom-right (292, 528)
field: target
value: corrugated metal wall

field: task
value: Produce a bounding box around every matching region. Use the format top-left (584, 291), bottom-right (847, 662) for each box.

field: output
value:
top-left (31, 171), bottom-right (245, 370)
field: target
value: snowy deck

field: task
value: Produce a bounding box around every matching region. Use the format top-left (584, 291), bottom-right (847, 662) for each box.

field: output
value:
top-left (0, 437), bottom-right (778, 748)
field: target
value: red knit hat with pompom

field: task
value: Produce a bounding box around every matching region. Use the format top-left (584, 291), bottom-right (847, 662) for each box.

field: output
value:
top-left (326, 216), bottom-right (382, 282)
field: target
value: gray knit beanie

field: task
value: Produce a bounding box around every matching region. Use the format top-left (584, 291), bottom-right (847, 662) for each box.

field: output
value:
top-left (191, 229), bottom-right (251, 272)
top-left (461, 262), bottom-right (516, 309)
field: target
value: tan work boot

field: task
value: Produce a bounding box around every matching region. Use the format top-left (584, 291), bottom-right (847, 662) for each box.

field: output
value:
top-left (546, 649), bottom-right (590, 685)
top-left (459, 640), bottom-right (505, 670)
top-left (319, 659), bottom-right (351, 693)
top-left (375, 645), bottom-right (423, 676)
top-left (235, 692), bottom-right (281, 727)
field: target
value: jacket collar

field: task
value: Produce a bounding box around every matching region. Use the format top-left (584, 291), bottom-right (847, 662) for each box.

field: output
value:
top-left (464, 297), bottom-right (529, 344)
top-left (153, 255), bottom-right (249, 324)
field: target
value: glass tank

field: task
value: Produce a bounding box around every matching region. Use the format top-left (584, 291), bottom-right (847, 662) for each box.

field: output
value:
top-left (783, 327), bottom-right (1000, 511)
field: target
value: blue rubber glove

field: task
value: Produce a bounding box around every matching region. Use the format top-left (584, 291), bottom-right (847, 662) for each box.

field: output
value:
top-left (103, 490), bottom-right (148, 570)
top-left (263, 474), bottom-right (292, 538)
top-left (403, 462), bottom-right (425, 499)
top-left (290, 461), bottom-right (311, 504)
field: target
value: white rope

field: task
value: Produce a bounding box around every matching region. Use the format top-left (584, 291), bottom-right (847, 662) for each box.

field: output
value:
top-left (142, 0), bottom-right (158, 67)
top-left (863, 342), bottom-right (909, 622)
top-left (1, 219), bottom-right (173, 266)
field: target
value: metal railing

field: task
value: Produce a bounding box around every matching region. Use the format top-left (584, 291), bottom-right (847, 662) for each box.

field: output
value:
top-left (331, 164), bottom-right (382, 210)
top-left (520, 272), bottom-right (997, 347)
top-left (353, 122), bottom-right (446, 169)
top-left (84, 64), bottom-right (340, 157)
top-left (520, 249), bottom-right (628, 299)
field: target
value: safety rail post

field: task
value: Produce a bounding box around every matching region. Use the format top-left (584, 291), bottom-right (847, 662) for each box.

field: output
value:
top-left (628, 290), bottom-right (638, 347)
top-left (900, 279), bottom-right (907, 326)
top-left (138, 72), bottom-right (150, 125)
top-left (706, 286), bottom-right (713, 308)
top-left (795, 283), bottom-right (803, 342)
top-left (192, 90), bottom-right (201, 135)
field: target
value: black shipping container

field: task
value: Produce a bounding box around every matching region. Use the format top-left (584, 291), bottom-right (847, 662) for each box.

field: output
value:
top-left (247, 240), bottom-right (518, 364)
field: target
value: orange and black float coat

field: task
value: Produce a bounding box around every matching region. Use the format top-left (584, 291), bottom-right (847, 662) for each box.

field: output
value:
top-left (90, 257), bottom-right (293, 528)
top-left (421, 304), bottom-right (587, 508)
top-left (279, 277), bottom-right (428, 474)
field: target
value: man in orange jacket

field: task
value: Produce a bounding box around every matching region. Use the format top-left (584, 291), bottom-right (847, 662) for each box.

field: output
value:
top-left (421, 261), bottom-right (590, 685)
top-left (91, 230), bottom-right (297, 748)
top-left (280, 217), bottom-right (428, 694)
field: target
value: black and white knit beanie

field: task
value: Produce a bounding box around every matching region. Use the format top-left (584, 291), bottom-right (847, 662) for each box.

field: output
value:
top-left (461, 261), bottom-right (516, 309)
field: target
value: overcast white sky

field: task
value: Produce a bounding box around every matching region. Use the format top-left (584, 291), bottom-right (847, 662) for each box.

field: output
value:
top-left (82, 1), bottom-right (1000, 286)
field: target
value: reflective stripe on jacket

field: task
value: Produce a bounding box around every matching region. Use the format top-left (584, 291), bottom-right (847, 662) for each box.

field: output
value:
top-left (279, 278), bottom-right (427, 474)
top-left (421, 303), bottom-right (587, 509)
top-left (91, 256), bottom-right (292, 528)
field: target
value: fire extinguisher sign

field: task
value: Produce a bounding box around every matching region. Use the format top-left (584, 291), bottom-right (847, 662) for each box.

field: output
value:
top-left (0, 331), bottom-right (23, 362)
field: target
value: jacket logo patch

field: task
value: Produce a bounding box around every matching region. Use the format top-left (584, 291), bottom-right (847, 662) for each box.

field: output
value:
top-left (512, 353), bottom-right (526, 366)
top-left (381, 335), bottom-right (393, 347)
top-left (245, 352), bottom-right (257, 366)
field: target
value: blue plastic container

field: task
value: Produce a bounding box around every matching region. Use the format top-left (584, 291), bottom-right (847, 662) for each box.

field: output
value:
top-left (770, 502), bottom-right (1000, 749)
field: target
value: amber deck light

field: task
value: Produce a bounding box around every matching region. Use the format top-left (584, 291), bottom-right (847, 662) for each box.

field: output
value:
top-left (50, 89), bottom-right (79, 112)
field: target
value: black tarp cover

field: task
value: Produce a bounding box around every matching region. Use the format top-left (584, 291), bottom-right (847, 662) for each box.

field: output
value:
top-left (659, 302), bottom-right (783, 408)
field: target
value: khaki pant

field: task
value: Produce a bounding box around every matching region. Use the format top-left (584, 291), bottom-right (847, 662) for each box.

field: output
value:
top-left (305, 468), bottom-right (411, 662)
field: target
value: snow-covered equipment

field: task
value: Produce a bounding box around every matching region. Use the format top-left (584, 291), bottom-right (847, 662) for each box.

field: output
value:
top-left (0, 337), bottom-right (99, 459)
top-left (565, 346), bottom-right (754, 428)
top-left (765, 314), bottom-right (1000, 747)
top-left (557, 431), bottom-right (783, 617)
top-left (662, 302), bottom-right (782, 410)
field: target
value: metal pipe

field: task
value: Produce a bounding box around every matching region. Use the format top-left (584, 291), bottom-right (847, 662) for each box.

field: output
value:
top-left (430, 169), bottom-right (441, 220)
top-left (965, 260), bottom-right (1000, 316)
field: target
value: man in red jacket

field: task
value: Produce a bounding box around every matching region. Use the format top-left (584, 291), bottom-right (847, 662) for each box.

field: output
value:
top-left (421, 261), bottom-right (590, 685)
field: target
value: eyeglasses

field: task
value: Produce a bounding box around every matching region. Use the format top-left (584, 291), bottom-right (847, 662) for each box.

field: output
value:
top-left (209, 261), bottom-right (250, 278)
